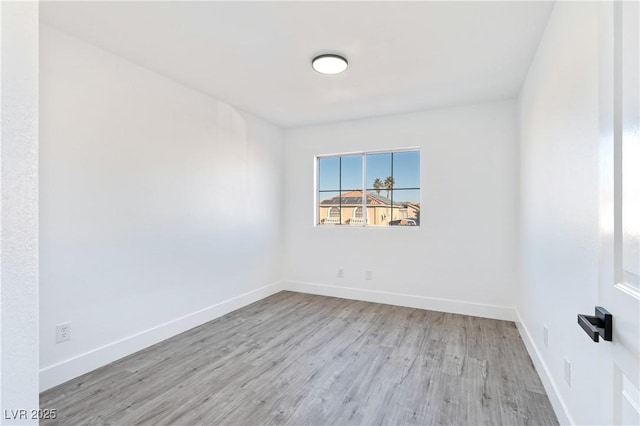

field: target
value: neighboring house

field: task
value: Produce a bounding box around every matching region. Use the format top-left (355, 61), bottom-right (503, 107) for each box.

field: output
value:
top-left (319, 190), bottom-right (420, 225)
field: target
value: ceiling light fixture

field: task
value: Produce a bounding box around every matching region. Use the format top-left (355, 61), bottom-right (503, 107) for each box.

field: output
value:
top-left (312, 54), bottom-right (348, 75)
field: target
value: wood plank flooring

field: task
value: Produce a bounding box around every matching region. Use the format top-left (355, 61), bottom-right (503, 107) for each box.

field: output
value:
top-left (40, 291), bottom-right (558, 425)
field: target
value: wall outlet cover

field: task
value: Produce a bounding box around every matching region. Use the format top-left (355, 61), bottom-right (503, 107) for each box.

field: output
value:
top-left (56, 322), bottom-right (71, 343)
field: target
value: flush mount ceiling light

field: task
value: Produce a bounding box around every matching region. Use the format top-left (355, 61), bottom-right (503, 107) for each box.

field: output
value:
top-left (312, 54), bottom-right (348, 75)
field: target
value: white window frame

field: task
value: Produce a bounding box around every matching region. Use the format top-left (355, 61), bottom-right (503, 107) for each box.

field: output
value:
top-left (315, 148), bottom-right (421, 228)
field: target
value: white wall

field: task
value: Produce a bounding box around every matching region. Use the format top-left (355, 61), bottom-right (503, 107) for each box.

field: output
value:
top-left (517, 2), bottom-right (601, 424)
top-left (39, 26), bottom-right (284, 390)
top-left (283, 100), bottom-right (518, 320)
top-left (1, 2), bottom-right (40, 424)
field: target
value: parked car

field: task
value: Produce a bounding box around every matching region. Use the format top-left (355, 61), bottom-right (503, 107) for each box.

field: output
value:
top-left (389, 218), bottom-right (417, 226)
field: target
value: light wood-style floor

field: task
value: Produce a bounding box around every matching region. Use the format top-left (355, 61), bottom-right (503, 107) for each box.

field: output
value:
top-left (41, 291), bottom-right (558, 425)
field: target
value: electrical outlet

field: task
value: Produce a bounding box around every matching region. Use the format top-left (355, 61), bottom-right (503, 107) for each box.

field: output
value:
top-left (337, 268), bottom-right (344, 278)
top-left (365, 270), bottom-right (373, 280)
top-left (56, 322), bottom-right (71, 343)
top-left (564, 357), bottom-right (571, 386)
top-left (543, 325), bottom-right (548, 347)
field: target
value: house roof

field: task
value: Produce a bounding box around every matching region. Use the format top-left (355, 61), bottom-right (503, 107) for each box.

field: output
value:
top-left (319, 190), bottom-right (396, 207)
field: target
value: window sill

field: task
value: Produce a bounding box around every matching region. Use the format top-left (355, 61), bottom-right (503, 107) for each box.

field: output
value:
top-left (314, 224), bottom-right (421, 230)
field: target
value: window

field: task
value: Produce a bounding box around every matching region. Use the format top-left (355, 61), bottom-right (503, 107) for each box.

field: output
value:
top-left (317, 150), bottom-right (420, 226)
top-left (326, 206), bottom-right (340, 224)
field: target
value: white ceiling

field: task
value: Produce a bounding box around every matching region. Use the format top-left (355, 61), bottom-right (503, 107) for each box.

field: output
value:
top-left (41, 1), bottom-right (554, 128)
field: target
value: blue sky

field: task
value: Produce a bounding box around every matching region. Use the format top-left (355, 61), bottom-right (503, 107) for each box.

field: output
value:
top-left (318, 151), bottom-right (420, 203)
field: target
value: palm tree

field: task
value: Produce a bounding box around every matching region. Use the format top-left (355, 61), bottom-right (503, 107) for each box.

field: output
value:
top-left (384, 176), bottom-right (395, 198)
top-left (373, 178), bottom-right (383, 195)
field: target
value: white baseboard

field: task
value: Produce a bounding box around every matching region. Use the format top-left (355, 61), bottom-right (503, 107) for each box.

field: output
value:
top-left (282, 280), bottom-right (516, 322)
top-left (515, 310), bottom-right (574, 425)
top-left (40, 281), bottom-right (285, 392)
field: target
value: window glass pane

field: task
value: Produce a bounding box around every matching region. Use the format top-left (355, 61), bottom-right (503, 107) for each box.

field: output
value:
top-left (392, 151), bottom-right (420, 189)
top-left (341, 155), bottom-right (362, 191)
top-left (317, 150), bottom-right (420, 227)
top-left (340, 190), bottom-right (364, 225)
top-left (366, 153), bottom-right (392, 191)
top-left (392, 188), bottom-right (420, 204)
top-left (318, 157), bottom-right (339, 191)
top-left (318, 191), bottom-right (340, 225)
top-left (391, 189), bottom-right (421, 226)
top-left (366, 203), bottom-right (392, 226)
top-left (342, 209), bottom-right (349, 225)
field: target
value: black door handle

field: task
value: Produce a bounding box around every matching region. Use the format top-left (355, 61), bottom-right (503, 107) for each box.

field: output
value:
top-left (577, 306), bottom-right (612, 342)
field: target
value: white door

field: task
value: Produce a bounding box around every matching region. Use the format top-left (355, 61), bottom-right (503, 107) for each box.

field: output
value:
top-left (598, 2), bottom-right (640, 424)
